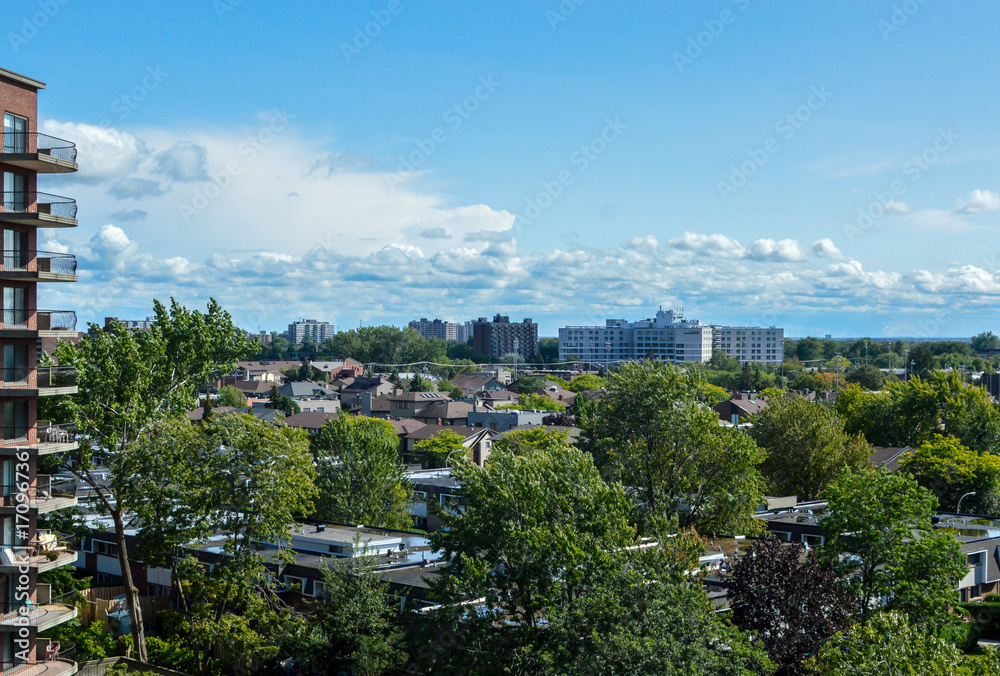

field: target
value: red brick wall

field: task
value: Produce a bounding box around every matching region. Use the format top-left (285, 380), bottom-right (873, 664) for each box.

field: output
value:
top-left (0, 75), bottom-right (39, 131)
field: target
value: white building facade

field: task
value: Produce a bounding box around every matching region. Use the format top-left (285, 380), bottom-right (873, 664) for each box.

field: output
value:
top-left (558, 309), bottom-right (714, 365)
top-left (287, 319), bottom-right (335, 344)
top-left (712, 325), bottom-right (785, 364)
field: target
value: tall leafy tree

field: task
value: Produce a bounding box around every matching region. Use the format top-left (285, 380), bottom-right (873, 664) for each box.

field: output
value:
top-left (312, 416), bottom-right (413, 529)
top-left (167, 413), bottom-right (317, 676)
top-left (581, 361), bottom-right (767, 535)
top-left (726, 536), bottom-right (858, 676)
top-left (427, 442), bottom-right (636, 672)
top-left (749, 395), bottom-right (871, 501)
top-left (805, 611), bottom-right (1000, 676)
top-left (820, 466), bottom-right (964, 622)
top-left (835, 373), bottom-right (1000, 452)
top-left (844, 364), bottom-right (886, 391)
top-left (218, 384), bottom-right (248, 408)
top-left (299, 561), bottom-right (406, 676)
top-left (54, 298), bottom-right (252, 661)
top-left (900, 434), bottom-right (1000, 516)
top-left (971, 331), bottom-right (1000, 353)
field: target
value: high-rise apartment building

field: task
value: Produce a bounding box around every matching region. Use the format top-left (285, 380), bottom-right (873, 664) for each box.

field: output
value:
top-left (408, 318), bottom-right (473, 342)
top-left (287, 319), bottom-right (334, 344)
top-left (711, 325), bottom-right (785, 364)
top-left (558, 309), bottom-right (712, 364)
top-left (472, 315), bottom-right (538, 360)
top-left (558, 309), bottom-right (784, 366)
top-left (0, 67), bottom-right (82, 673)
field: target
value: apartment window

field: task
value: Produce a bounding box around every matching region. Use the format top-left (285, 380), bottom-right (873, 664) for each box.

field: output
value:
top-left (284, 575), bottom-right (305, 593)
top-left (2, 344), bottom-right (28, 384)
top-left (2, 401), bottom-right (27, 440)
top-left (802, 534), bottom-right (824, 547)
top-left (3, 114), bottom-right (27, 153)
top-left (3, 286), bottom-right (26, 327)
top-left (95, 540), bottom-right (119, 557)
top-left (412, 490), bottom-right (428, 502)
top-left (2, 174), bottom-right (26, 212)
top-left (313, 580), bottom-right (331, 599)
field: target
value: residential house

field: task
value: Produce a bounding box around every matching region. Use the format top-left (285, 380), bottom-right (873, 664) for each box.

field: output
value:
top-left (388, 392), bottom-right (451, 419)
top-left (467, 408), bottom-right (549, 433)
top-left (714, 395), bottom-right (768, 425)
top-left (411, 400), bottom-right (475, 426)
top-left (310, 359), bottom-right (363, 380)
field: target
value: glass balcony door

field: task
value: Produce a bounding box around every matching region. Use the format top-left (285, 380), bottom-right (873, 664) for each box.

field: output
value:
top-left (1, 173), bottom-right (26, 213)
top-left (1, 230), bottom-right (26, 270)
top-left (2, 114), bottom-right (27, 154)
top-left (2, 288), bottom-right (25, 328)
top-left (2, 401), bottom-right (27, 442)
top-left (2, 345), bottom-right (27, 385)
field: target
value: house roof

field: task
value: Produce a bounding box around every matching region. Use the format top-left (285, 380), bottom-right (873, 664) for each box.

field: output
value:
top-left (368, 394), bottom-right (392, 412)
top-left (311, 359), bottom-right (361, 372)
top-left (870, 446), bottom-right (913, 472)
top-left (187, 406), bottom-right (246, 421)
top-left (280, 380), bottom-right (337, 398)
top-left (717, 398), bottom-right (768, 417)
top-left (404, 424), bottom-right (482, 441)
top-left (233, 380), bottom-right (275, 395)
top-left (282, 411), bottom-right (339, 430)
top-left (452, 374), bottom-right (499, 392)
top-left (388, 419), bottom-right (427, 436)
top-left (390, 392), bottom-right (451, 403)
top-left (412, 401), bottom-right (475, 421)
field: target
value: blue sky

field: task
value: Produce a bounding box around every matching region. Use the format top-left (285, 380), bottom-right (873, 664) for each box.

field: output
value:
top-left (6, 0), bottom-right (1000, 337)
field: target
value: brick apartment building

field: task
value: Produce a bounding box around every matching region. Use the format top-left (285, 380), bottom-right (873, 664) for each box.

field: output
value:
top-left (472, 315), bottom-right (538, 360)
top-left (0, 67), bottom-right (82, 674)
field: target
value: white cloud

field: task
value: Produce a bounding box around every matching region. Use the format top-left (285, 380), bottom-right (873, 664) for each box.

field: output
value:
top-left (153, 141), bottom-right (208, 182)
top-left (747, 238), bottom-right (807, 262)
top-left (884, 200), bottom-right (909, 214)
top-left (956, 189), bottom-right (1000, 214)
top-left (812, 238), bottom-right (845, 260)
top-left (667, 232), bottom-right (743, 257)
top-left (625, 235), bottom-right (660, 252)
top-left (40, 120), bottom-right (149, 183)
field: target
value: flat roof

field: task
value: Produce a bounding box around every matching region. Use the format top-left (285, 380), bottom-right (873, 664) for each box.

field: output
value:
top-left (0, 67), bottom-right (45, 89)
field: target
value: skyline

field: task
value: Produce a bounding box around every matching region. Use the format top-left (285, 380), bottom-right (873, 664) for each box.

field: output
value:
top-left (5, 1), bottom-right (1000, 337)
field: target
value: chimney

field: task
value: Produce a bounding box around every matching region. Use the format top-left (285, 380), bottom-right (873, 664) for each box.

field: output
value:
top-left (316, 524), bottom-right (326, 533)
top-left (437, 418), bottom-right (443, 425)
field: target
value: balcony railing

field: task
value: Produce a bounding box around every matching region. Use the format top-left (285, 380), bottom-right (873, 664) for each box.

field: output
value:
top-left (1, 251), bottom-right (77, 276)
top-left (0, 367), bottom-right (77, 389)
top-left (0, 590), bottom-right (79, 626)
top-left (0, 531), bottom-right (76, 568)
top-left (0, 422), bottom-right (76, 451)
top-left (0, 475), bottom-right (77, 508)
top-left (0, 192), bottom-right (78, 220)
top-left (0, 132), bottom-right (78, 163)
top-left (0, 310), bottom-right (77, 331)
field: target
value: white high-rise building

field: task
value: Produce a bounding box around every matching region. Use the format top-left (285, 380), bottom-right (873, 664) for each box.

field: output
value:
top-left (558, 309), bottom-right (713, 365)
top-left (287, 319), bottom-right (334, 344)
top-left (558, 309), bottom-right (785, 365)
top-left (711, 325), bottom-right (785, 364)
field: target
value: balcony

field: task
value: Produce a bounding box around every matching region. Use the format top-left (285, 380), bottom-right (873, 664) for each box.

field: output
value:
top-left (0, 368), bottom-right (78, 397)
top-left (0, 476), bottom-right (78, 514)
top-left (0, 532), bottom-right (78, 573)
top-left (0, 252), bottom-right (77, 283)
top-left (0, 193), bottom-right (77, 229)
top-left (0, 589), bottom-right (79, 632)
top-left (0, 422), bottom-right (78, 455)
top-left (0, 310), bottom-right (77, 338)
top-left (0, 133), bottom-right (78, 174)
top-left (0, 638), bottom-right (79, 676)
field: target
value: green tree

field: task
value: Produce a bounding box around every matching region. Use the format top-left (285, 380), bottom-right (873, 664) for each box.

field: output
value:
top-left (54, 299), bottom-right (252, 662)
top-left (167, 414), bottom-right (317, 676)
top-left (845, 364), bottom-right (886, 390)
top-left (413, 429), bottom-right (467, 468)
top-left (407, 373), bottom-right (433, 392)
top-left (498, 393), bottom-right (565, 411)
top-left (820, 466), bottom-right (963, 621)
top-left (899, 435), bottom-right (1000, 516)
top-left (426, 441), bottom-right (634, 672)
top-left (804, 611), bottom-right (1000, 676)
top-left (796, 337), bottom-right (824, 362)
top-left (749, 395), bottom-right (871, 501)
top-left (834, 373), bottom-right (1000, 452)
top-left (301, 562), bottom-right (406, 676)
top-left (512, 375), bottom-right (545, 393)
top-left (266, 385), bottom-right (300, 416)
top-left (217, 384), bottom-right (248, 408)
top-left (581, 361), bottom-right (767, 535)
top-left (313, 416), bottom-right (413, 529)
top-left (491, 427), bottom-right (572, 455)
top-left (537, 337), bottom-right (559, 363)
top-left (708, 349), bottom-right (740, 372)
top-left (566, 373), bottom-right (608, 392)
top-left (971, 331), bottom-right (1000, 353)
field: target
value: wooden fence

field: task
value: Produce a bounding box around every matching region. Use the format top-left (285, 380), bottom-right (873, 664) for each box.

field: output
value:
top-left (76, 587), bottom-right (172, 632)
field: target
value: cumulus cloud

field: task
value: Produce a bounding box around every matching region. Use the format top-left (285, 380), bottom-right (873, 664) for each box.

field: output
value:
top-left (108, 178), bottom-right (168, 200)
top-left (84, 225), bottom-right (140, 270)
top-left (667, 232), bottom-right (743, 257)
top-left (40, 120), bottom-right (149, 183)
top-left (812, 238), bottom-right (845, 260)
top-left (625, 235), bottom-right (660, 252)
top-left (153, 141), bottom-right (208, 182)
top-left (956, 189), bottom-right (1000, 214)
top-left (420, 227), bottom-right (451, 239)
top-left (884, 200), bottom-right (910, 214)
top-left (110, 209), bottom-right (148, 222)
top-left (309, 151), bottom-right (375, 175)
top-left (747, 238), bottom-right (808, 262)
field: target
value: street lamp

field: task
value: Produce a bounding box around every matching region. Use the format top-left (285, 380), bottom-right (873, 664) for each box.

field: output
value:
top-left (957, 491), bottom-right (976, 514)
